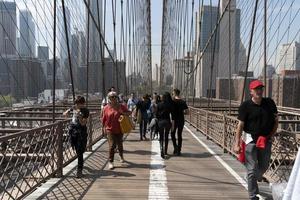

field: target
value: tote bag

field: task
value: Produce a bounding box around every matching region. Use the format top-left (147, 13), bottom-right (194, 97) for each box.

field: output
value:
top-left (119, 115), bottom-right (133, 134)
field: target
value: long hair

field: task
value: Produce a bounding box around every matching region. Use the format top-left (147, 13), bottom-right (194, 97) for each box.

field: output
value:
top-left (162, 92), bottom-right (172, 104)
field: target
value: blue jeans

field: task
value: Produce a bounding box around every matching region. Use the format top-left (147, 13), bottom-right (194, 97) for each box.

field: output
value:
top-left (245, 140), bottom-right (272, 199)
top-left (139, 118), bottom-right (148, 139)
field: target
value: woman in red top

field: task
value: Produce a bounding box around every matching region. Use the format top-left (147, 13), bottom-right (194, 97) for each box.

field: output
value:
top-left (102, 91), bottom-right (131, 169)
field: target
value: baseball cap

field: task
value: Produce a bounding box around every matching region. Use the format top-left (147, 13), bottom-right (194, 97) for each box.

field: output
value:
top-left (249, 80), bottom-right (264, 90)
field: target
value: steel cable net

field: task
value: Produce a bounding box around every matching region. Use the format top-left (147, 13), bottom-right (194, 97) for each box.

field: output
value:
top-left (160, 0), bottom-right (300, 106)
top-left (127, 0), bottom-right (152, 94)
top-left (0, 0), bottom-right (152, 107)
top-left (0, 0), bottom-right (150, 199)
top-left (162, 0), bottom-right (300, 184)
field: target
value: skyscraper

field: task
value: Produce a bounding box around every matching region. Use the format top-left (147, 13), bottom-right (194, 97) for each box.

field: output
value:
top-left (195, 5), bottom-right (219, 97)
top-left (218, 0), bottom-right (241, 77)
top-left (278, 42), bottom-right (300, 73)
top-left (19, 10), bottom-right (35, 57)
top-left (38, 46), bottom-right (49, 61)
top-left (87, 0), bottom-right (103, 62)
top-left (57, 6), bottom-right (71, 61)
top-left (0, 2), bottom-right (17, 55)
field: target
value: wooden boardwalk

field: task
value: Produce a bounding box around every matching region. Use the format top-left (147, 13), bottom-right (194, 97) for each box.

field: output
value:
top-left (26, 124), bottom-right (273, 200)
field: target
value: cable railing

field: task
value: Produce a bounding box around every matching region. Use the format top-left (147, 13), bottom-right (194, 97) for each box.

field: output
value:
top-left (187, 106), bottom-right (300, 183)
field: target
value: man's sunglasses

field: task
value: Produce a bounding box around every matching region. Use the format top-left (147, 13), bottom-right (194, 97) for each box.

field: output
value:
top-left (110, 96), bottom-right (118, 99)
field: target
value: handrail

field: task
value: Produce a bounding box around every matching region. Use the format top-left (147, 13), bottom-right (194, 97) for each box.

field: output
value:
top-left (187, 106), bottom-right (300, 183)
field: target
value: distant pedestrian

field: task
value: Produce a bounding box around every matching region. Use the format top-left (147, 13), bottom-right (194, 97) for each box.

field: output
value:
top-left (171, 89), bottom-right (188, 156)
top-left (234, 80), bottom-right (278, 200)
top-left (127, 93), bottom-right (138, 112)
top-left (136, 94), bottom-right (151, 140)
top-left (157, 92), bottom-right (175, 158)
top-left (148, 94), bottom-right (160, 140)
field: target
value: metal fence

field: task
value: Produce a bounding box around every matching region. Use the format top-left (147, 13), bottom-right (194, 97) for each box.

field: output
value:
top-left (187, 106), bottom-right (300, 183)
top-left (0, 113), bottom-right (102, 200)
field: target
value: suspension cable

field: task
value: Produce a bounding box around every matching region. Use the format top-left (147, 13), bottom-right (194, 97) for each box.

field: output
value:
top-left (62, 0), bottom-right (75, 102)
top-left (241, 0), bottom-right (260, 103)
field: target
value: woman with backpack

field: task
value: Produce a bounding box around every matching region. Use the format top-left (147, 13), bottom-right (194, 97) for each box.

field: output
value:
top-left (63, 96), bottom-right (90, 178)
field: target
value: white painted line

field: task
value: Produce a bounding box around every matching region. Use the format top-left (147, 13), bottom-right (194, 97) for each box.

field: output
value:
top-left (184, 125), bottom-right (248, 190)
top-left (148, 140), bottom-right (169, 200)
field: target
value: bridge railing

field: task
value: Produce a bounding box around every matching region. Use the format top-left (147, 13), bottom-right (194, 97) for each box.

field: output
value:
top-left (0, 112), bottom-right (102, 200)
top-left (187, 106), bottom-right (300, 183)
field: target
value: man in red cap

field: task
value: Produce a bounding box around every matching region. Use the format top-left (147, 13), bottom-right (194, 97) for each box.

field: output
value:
top-left (233, 79), bottom-right (278, 200)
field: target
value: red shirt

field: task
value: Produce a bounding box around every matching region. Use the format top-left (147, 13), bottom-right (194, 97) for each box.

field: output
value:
top-left (102, 104), bottom-right (128, 134)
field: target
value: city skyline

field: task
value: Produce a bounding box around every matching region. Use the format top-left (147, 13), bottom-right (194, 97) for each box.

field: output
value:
top-left (2, 0), bottom-right (300, 78)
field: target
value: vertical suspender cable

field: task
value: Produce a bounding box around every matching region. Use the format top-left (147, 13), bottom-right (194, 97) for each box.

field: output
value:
top-left (86, 0), bottom-right (90, 106)
top-left (127, 0), bottom-right (132, 92)
top-left (241, 0), bottom-right (259, 103)
top-left (102, 0), bottom-right (106, 97)
top-left (264, 0), bottom-right (267, 97)
top-left (52, 0), bottom-right (57, 122)
top-left (62, 0), bottom-right (75, 102)
top-left (208, 0), bottom-right (220, 110)
top-left (228, 0), bottom-right (232, 115)
top-left (148, 0), bottom-right (153, 95)
top-left (96, 0), bottom-right (105, 97)
top-left (112, 0), bottom-right (118, 90)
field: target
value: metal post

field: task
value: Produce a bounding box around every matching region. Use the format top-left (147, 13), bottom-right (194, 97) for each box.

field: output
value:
top-left (228, 1), bottom-right (232, 115)
top-left (223, 115), bottom-right (227, 153)
top-left (86, 0), bottom-right (90, 108)
top-left (196, 110), bottom-right (199, 131)
top-left (87, 117), bottom-right (93, 151)
top-left (56, 122), bottom-right (63, 177)
top-left (206, 111), bottom-right (209, 139)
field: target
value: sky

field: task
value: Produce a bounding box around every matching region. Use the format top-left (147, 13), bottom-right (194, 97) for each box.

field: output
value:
top-left (151, 0), bottom-right (163, 76)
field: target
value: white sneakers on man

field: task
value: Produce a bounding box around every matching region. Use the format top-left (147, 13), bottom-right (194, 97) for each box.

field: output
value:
top-left (108, 162), bottom-right (114, 170)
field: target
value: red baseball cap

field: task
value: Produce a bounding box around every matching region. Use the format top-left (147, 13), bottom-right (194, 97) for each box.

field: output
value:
top-left (249, 80), bottom-right (264, 90)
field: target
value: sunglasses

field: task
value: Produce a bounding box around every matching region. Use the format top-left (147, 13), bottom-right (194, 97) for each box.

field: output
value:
top-left (110, 96), bottom-right (118, 99)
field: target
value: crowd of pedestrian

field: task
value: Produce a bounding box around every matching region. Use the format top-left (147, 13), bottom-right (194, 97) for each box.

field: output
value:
top-left (63, 80), bottom-right (283, 200)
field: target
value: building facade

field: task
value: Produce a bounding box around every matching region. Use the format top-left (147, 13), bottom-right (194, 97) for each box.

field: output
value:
top-left (278, 42), bottom-right (300, 73)
top-left (0, 2), bottom-right (17, 55)
top-left (19, 10), bottom-right (35, 57)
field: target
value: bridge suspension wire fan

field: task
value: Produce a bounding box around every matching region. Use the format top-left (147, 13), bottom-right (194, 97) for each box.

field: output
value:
top-left (61, 0), bottom-right (75, 102)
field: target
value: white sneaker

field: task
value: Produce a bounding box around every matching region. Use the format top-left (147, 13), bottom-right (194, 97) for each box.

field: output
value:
top-left (108, 162), bottom-right (114, 170)
top-left (120, 158), bottom-right (125, 163)
top-left (256, 194), bottom-right (266, 200)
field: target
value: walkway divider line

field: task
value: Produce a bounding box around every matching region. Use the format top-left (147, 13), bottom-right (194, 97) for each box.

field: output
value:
top-left (184, 125), bottom-right (248, 190)
top-left (148, 140), bottom-right (169, 200)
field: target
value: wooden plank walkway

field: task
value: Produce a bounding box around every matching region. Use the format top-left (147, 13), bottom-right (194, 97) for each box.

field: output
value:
top-left (27, 124), bottom-right (273, 200)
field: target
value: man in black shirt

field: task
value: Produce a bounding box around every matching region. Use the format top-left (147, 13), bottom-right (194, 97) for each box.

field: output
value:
top-left (234, 80), bottom-right (278, 200)
top-left (136, 95), bottom-right (151, 140)
top-left (171, 88), bottom-right (188, 156)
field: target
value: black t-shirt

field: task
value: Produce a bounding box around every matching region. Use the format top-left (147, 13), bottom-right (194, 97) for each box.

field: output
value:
top-left (172, 99), bottom-right (188, 122)
top-left (238, 97), bottom-right (278, 141)
top-left (157, 101), bottom-right (174, 122)
top-left (136, 100), bottom-right (150, 114)
top-left (79, 107), bottom-right (90, 119)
